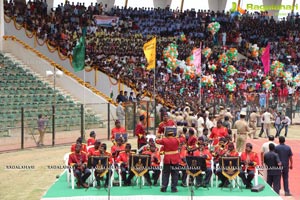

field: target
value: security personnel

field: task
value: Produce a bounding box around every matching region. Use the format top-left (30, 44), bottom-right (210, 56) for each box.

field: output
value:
top-left (216, 142), bottom-right (239, 187)
top-left (264, 143), bottom-right (282, 194)
top-left (156, 131), bottom-right (185, 193)
top-left (157, 114), bottom-right (176, 136)
top-left (239, 143), bottom-right (259, 189)
top-left (249, 110), bottom-right (260, 139)
top-left (233, 111), bottom-right (251, 152)
top-left (68, 144), bottom-right (91, 188)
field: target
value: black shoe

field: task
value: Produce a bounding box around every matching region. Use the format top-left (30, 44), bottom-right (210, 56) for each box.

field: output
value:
top-left (160, 188), bottom-right (166, 192)
top-left (285, 193), bottom-right (292, 196)
top-left (195, 183), bottom-right (201, 188)
top-left (218, 182), bottom-right (224, 187)
top-left (246, 184), bottom-right (252, 189)
top-left (171, 188), bottom-right (178, 193)
top-left (181, 182), bottom-right (187, 187)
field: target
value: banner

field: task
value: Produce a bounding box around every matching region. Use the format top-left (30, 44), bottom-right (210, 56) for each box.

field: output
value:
top-left (186, 156), bottom-right (206, 177)
top-left (72, 36), bottom-right (85, 72)
top-left (88, 156), bottom-right (109, 177)
top-left (130, 155), bottom-right (150, 177)
top-left (93, 15), bottom-right (119, 27)
top-left (193, 46), bottom-right (202, 75)
top-left (221, 157), bottom-right (240, 180)
top-left (143, 37), bottom-right (156, 71)
top-left (262, 43), bottom-right (270, 75)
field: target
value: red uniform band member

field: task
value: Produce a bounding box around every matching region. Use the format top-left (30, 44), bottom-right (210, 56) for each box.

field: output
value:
top-left (68, 144), bottom-right (91, 188)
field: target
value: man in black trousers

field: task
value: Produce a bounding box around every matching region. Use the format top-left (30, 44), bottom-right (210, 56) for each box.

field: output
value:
top-left (275, 136), bottom-right (293, 196)
top-left (264, 143), bottom-right (282, 194)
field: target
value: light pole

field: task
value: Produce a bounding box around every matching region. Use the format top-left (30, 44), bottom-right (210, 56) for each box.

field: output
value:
top-left (46, 66), bottom-right (63, 146)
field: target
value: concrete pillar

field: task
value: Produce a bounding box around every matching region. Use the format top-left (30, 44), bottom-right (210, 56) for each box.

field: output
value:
top-left (0, 0), bottom-right (4, 51)
top-left (153, 0), bottom-right (172, 9)
top-left (208, 0), bottom-right (227, 12)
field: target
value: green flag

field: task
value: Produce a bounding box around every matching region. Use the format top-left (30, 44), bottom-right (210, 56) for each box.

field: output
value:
top-left (72, 36), bottom-right (85, 72)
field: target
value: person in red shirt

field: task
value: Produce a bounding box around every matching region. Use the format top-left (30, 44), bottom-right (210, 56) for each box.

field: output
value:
top-left (216, 142), bottom-right (239, 187)
top-left (111, 137), bottom-right (125, 161)
top-left (68, 144), bottom-right (91, 188)
top-left (156, 130), bottom-right (185, 193)
top-left (71, 137), bottom-right (87, 153)
top-left (111, 120), bottom-right (127, 144)
top-left (87, 140), bottom-right (101, 157)
top-left (209, 120), bottom-right (228, 146)
top-left (142, 144), bottom-right (161, 185)
top-left (157, 114), bottom-right (176, 136)
top-left (187, 128), bottom-right (197, 155)
top-left (135, 115), bottom-right (147, 149)
top-left (193, 142), bottom-right (212, 188)
top-left (115, 143), bottom-right (136, 186)
top-left (239, 143), bottom-right (259, 189)
top-left (178, 143), bottom-right (188, 187)
top-left (87, 131), bottom-right (96, 146)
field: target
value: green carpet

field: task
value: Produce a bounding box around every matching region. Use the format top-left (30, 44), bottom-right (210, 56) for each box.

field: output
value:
top-left (42, 171), bottom-right (279, 199)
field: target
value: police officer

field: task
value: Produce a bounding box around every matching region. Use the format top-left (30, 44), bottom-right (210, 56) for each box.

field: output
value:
top-left (264, 143), bottom-right (282, 194)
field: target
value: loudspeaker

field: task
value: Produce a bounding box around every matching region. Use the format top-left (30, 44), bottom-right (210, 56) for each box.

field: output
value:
top-left (251, 184), bottom-right (265, 192)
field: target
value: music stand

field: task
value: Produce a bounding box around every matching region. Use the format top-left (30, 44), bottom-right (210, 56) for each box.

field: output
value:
top-left (129, 154), bottom-right (150, 189)
top-left (115, 133), bottom-right (128, 143)
top-left (88, 156), bottom-right (109, 190)
top-left (164, 126), bottom-right (177, 137)
top-left (186, 156), bottom-right (207, 199)
top-left (220, 156), bottom-right (242, 191)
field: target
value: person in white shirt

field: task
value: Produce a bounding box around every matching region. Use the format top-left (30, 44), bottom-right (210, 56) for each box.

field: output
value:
top-left (260, 135), bottom-right (277, 180)
top-left (281, 115), bottom-right (291, 137)
top-left (261, 108), bottom-right (273, 137)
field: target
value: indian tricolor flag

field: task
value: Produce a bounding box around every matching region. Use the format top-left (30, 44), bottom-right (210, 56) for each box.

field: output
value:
top-left (93, 15), bottom-right (119, 27)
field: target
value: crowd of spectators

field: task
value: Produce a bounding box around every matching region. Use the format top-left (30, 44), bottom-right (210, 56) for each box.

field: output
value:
top-left (3, 0), bottom-right (300, 112)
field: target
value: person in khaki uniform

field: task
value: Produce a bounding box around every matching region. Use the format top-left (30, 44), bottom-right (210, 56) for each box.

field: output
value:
top-left (249, 110), bottom-right (260, 139)
top-left (233, 111), bottom-right (251, 152)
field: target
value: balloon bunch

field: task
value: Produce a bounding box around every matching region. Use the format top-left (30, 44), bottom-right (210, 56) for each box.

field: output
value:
top-left (218, 53), bottom-right (228, 65)
top-left (226, 65), bottom-right (238, 76)
top-left (284, 71), bottom-right (293, 83)
top-left (259, 47), bottom-right (266, 57)
top-left (208, 63), bottom-right (217, 71)
top-left (226, 79), bottom-right (236, 92)
top-left (250, 44), bottom-right (259, 57)
top-left (293, 74), bottom-right (300, 86)
top-left (201, 75), bottom-right (214, 86)
top-left (180, 33), bottom-right (187, 42)
top-left (226, 48), bottom-right (238, 61)
top-left (163, 43), bottom-right (179, 70)
top-left (271, 60), bottom-right (285, 77)
top-left (207, 22), bottom-right (220, 35)
top-left (262, 79), bottom-right (273, 91)
top-left (202, 47), bottom-right (212, 58)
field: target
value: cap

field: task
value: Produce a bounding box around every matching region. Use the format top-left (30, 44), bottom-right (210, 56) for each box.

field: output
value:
top-left (90, 131), bottom-right (96, 137)
top-left (139, 115), bottom-right (145, 121)
top-left (115, 120), bottom-right (120, 123)
top-left (246, 143), bottom-right (253, 148)
top-left (240, 111), bottom-right (247, 116)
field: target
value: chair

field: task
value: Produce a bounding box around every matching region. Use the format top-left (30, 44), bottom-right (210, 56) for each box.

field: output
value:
top-left (63, 152), bottom-right (76, 189)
